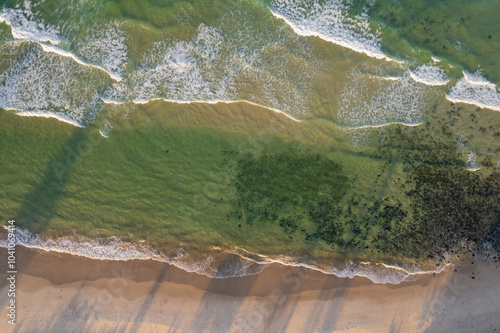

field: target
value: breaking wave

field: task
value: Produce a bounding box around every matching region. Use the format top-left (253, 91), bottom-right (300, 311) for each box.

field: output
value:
top-left (129, 22), bottom-right (316, 118)
top-left (0, 1), bottom-right (61, 45)
top-left (409, 64), bottom-right (450, 86)
top-left (338, 70), bottom-right (434, 127)
top-left (447, 71), bottom-right (500, 112)
top-left (1, 226), bottom-right (448, 284)
top-left (73, 22), bottom-right (128, 80)
top-left (0, 42), bottom-right (108, 126)
top-left (132, 97), bottom-right (302, 122)
top-left (1, 5), bottom-right (317, 121)
top-left (268, 0), bottom-right (388, 60)
top-left (0, 3), bottom-right (124, 81)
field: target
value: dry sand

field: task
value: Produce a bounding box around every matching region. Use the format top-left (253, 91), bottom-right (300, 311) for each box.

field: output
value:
top-left (0, 246), bottom-right (499, 332)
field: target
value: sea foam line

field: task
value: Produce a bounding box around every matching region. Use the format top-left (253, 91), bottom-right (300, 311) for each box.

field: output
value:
top-left (361, 74), bottom-right (403, 82)
top-left (342, 122), bottom-right (423, 130)
top-left (40, 44), bottom-right (122, 81)
top-left (132, 98), bottom-right (303, 122)
top-left (5, 97), bottom-right (301, 133)
top-left (0, 7), bottom-right (61, 45)
top-left (269, 10), bottom-right (384, 61)
top-left (6, 108), bottom-right (111, 137)
top-left (0, 11), bottom-right (122, 82)
top-left (446, 71), bottom-right (500, 112)
top-left (7, 108), bottom-right (84, 128)
top-left (0, 226), bottom-right (268, 278)
top-left (0, 226), bottom-right (448, 284)
top-left (98, 130), bottom-right (109, 138)
top-left (446, 96), bottom-right (500, 112)
top-left (100, 98), bottom-right (126, 105)
top-left (408, 65), bottom-right (450, 86)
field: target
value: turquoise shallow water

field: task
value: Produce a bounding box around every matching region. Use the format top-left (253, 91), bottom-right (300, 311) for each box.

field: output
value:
top-left (0, 0), bottom-right (499, 282)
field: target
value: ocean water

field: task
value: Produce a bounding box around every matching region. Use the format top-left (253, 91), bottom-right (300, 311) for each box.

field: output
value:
top-left (0, 0), bottom-right (500, 283)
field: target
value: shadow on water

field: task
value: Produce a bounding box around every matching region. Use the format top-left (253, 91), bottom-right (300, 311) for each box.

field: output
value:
top-left (14, 123), bottom-right (100, 233)
top-left (0, 115), bottom-right (103, 310)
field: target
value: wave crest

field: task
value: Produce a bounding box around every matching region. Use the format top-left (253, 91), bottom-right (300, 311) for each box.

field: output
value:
top-left (0, 1), bottom-right (61, 45)
top-left (447, 71), bottom-right (500, 112)
top-left (269, 0), bottom-right (387, 60)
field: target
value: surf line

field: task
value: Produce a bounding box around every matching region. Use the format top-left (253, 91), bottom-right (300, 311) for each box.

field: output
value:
top-left (445, 71), bottom-right (500, 112)
top-left (408, 69), bottom-right (450, 86)
top-left (0, 13), bottom-right (122, 81)
top-left (445, 96), bottom-right (500, 113)
top-left (341, 122), bottom-right (423, 130)
top-left (4, 107), bottom-right (84, 128)
top-left (7, 108), bottom-right (110, 137)
top-left (445, 95), bottom-right (500, 113)
top-left (0, 226), bottom-right (447, 285)
top-left (0, 12), bottom-right (60, 45)
top-left (132, 98), bottom-right (303, 122)
top-left (268, 9), bottom-right (403, 63)
top-left (40, 44), bottom-right (122, 82)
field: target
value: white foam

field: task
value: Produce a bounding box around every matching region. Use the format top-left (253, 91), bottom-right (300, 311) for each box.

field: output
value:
top-left (409, 64), bottom-right (449, 86)
top-left (1, 8), bottom-right (319, 120)
top-left (362, 75), bottom-right (403, 81)
top-left (338, 70), bottom-right (433, 127)
top-left (130, 22), bottom-right (315, 119)
top-left (2, 19), bottom-right (312, 123)
top-left (0, 226), bottom-right (267, 278)
top-left (0, 4), bottom-right (123, 82)
top-left (0, 43), bottom-right (107, 125)
top-left (457, 139), bottom-right (481, 171)
top-left (0, 227), bottom-right (158, 261)
top-left (98, 120), bottom-right (113, 138)
top-left (268, 0), bottom-right (392, 61)
top-left (462, 70), bottom-right (497, 87)
top-left (131, 25), bottom-right (229, 103)
top-left (100, 98), bottom-right (125, 105)
top-left (0, 2), bottom-right (61, 45)
top-left (328, 260), bottom-right (448, 284)
top-left (132, 97), bottom-right (302, 122)
top-left (465, 152), bottom-right (480, 171)
top-left (73, 22), bottom-right (127, 80)
top-left (0, 226), bottom-right (448, 284)
top-left (101, 81), bottom-right (130, 104)
top-left (446, 71), bottom-right (500, 111)
top-left (343, 122), bottom-right (423, 130)
top-left (40, 44), bottom-right (122, 81)
top-left (15, 110), bottom-right (83, 127)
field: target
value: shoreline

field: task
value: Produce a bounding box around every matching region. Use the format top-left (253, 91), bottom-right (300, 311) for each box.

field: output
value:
top-left (0, 228), bottom-right (447, 284)
top-left (1, 246), bottom-right (499, 332)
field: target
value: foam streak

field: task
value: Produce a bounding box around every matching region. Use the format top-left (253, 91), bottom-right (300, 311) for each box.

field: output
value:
top-left (132, 98), bottom-right (303, 122)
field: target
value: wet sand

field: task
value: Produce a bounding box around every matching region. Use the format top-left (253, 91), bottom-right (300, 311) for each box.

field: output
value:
top-left (0, 246), bottom-right (499, 332)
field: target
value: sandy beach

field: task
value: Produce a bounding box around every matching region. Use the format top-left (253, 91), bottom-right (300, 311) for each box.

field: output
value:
top-left (0, 246), bottom-right (499, 332)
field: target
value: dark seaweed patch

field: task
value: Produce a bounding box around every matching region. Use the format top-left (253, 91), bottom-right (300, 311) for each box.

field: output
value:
top-left (228, 128), bottom-right (500, 260)
top-left (406, 162), bottom-right (500, 257)
top-left (229, 151), bottom-right (349, 243)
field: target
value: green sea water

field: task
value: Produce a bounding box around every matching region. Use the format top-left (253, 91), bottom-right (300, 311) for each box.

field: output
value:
top-left (0, 0), bottom-right (499, 279)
